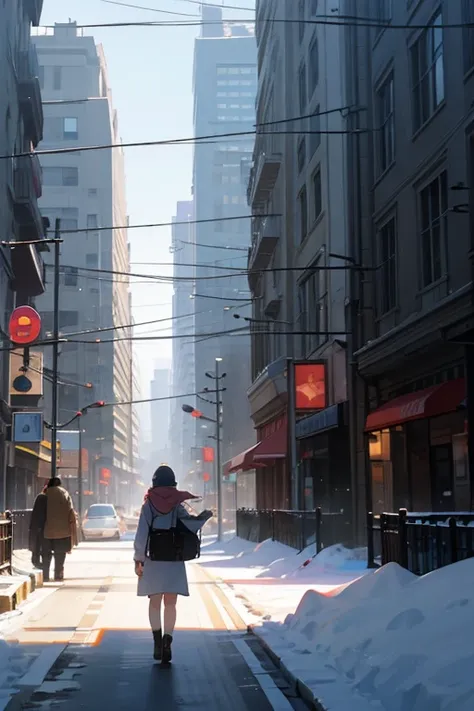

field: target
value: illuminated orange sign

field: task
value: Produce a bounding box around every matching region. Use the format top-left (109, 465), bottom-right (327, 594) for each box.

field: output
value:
top-left (203, 472), bottom-right (211, 482)
top-left (294, 363), bottom-right (326, 410)
top-left (101, 467), bottom-right (111, 480)
top-left (202, 447), bottom-right (214, 462)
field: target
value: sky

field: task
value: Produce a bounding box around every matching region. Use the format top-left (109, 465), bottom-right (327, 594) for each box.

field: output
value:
top-left (40, 0), bottom-right (254, 437)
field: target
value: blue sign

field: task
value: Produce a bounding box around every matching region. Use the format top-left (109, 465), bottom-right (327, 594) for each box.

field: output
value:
top-left (13, 412), bottom-right (43, 443)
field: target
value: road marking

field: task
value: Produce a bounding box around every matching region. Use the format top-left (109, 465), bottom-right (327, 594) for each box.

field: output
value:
top-left (233, 638), bottom-right (294, 711)
top-left (17, 644), bottom-right (67, 687)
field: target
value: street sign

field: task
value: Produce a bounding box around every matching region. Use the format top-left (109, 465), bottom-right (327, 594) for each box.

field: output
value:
top-left (12, 412), bottom-right (43, 443)
top-left (9, 306), bottom-right (42, 345)
top-left (10, 350), bottom-right (43, 396)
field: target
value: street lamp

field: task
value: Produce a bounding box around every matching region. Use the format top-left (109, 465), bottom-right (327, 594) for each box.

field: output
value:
top-left (205, 357), bottom-right (226, 541)
top-left (232, 313), bottom-right (291, 325)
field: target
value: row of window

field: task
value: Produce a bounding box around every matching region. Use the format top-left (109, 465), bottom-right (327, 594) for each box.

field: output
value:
top-left (378, 170), bottom-right (448, 315)
top-left (216, 114), bottom-right (254, 122)
top-left (216, 66), bottom-right (256, 75)
top-left (40, 207), bottom-right (99, 232)
top-left (297, 165), bottom-right (323, 243)
top-left (43, 116), bottom-right (79, 141)
top-left (376, 5), bottom-right (474, 176)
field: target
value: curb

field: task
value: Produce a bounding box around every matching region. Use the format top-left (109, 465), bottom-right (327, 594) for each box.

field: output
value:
top-left (0, 575), bottom-right (31, 613)
top-left (12, 565), bottom-right (43, 592)
top-left (248, 625), bottom-right (328, 711)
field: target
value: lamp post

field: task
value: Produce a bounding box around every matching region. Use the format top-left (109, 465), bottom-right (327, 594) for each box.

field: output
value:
top-left (206, 358), bottom-right (224, 542)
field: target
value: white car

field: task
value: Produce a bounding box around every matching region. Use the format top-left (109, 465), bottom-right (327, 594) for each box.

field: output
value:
top-left (82, 504), bottom-right (122, 541)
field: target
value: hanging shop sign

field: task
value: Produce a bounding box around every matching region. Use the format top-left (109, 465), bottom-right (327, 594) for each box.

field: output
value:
top-left (12, 411), bottom-right (43, 443)
top-left (294, 362), bottom-right (327, 411)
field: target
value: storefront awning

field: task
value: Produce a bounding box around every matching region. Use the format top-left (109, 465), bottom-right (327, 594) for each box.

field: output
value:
top-left (365, 378), bottom-right (465, 431)
top-left (253, 421), bottom-right (287, 461)
top-left (228, 443), bottom-right (261, 473)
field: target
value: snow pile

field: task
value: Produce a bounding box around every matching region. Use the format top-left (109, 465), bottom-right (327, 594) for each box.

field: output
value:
top-left (257, 558), bottom-right (474, 711)
top-left (200, 538), bottom-right (368, 622)
top-left (0, 634), bottom-right (29, 706)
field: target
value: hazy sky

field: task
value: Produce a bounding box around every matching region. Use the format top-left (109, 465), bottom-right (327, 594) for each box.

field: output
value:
top-left (41, 0), bottom-right (254, 434)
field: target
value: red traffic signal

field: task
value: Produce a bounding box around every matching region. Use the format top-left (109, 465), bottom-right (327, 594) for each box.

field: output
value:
top-left (9, 306), bottom-right (41, 345)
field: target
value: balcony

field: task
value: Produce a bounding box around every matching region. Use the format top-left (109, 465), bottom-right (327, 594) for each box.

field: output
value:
top-left (247, 150), bottom-right (281, 209)
top-left (17, 47), bottom-right (44, 147)
top-left (24, 0), bottom-right (44, 27)
top-left (11, 153), bottom-right (46, 297)
top-left (248, 215), bottom-right (280, 285)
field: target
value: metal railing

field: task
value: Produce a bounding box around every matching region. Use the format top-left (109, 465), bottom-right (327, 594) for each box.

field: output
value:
top-left (236, 508), bottom-right (351, 553)
top-left (0, 514), bottom-right (13, 574)
top-left (367, 509), bottom-right (474, 575)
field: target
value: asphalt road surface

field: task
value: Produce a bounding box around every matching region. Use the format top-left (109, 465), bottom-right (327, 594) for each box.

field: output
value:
top-left (2, 539), bottom-right (307, 710)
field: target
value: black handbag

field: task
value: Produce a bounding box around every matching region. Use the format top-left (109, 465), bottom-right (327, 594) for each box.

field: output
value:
top-left (148, 517), bottom-right (201, 562)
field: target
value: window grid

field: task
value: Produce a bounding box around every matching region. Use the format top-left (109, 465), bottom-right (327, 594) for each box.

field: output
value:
top-left (411, 11), bottom-right (445, 131)
top-left (419, 171), bottom-right (448, 288)
top-left (377, 74), bottom-right (395, 173)
top-left (378, 217), bottom-right (397, 314)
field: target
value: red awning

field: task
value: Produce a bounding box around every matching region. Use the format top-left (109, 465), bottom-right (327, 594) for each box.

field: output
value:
top-left (228, 443), bottom-right (261, 473)
top-left (253, 421), bottom-right (287, 461)
top-left (365, 378), bottom-right (465, 432)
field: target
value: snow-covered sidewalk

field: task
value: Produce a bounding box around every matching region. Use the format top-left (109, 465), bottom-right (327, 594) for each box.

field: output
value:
top-left (200, 537), bottom-right (474, 711)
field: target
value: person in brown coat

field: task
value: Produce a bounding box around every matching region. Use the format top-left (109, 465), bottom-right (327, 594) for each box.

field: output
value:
top-left (42, 477), bottom-right (78, 582)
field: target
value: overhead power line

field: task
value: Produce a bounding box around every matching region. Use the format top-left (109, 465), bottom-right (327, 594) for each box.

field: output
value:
top-left (40, 17), bottom-right (474, 30)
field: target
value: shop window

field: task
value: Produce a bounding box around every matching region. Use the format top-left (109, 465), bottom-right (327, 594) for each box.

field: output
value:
top-left (368, 429), bottom-right (393, 513)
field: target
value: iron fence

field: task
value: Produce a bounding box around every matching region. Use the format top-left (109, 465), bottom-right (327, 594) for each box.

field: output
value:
top-left (0, 514), bottom-right (13, 574)
top-left (236, 508), bottom-right (351, 553)
top-left (367, 509), bottom-right (474, 575)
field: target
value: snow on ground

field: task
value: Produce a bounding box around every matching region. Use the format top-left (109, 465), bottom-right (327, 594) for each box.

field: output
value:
top-left (256, 556), bottom-right (474, 711)
top-left (202, 537), bottom-right (474, 710)
top-left (199, 537), bottom-right (368, 622)
top-left (0, 634), bottom-right (29, 710)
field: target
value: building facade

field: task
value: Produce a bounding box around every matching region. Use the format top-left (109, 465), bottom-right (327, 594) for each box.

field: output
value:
top-left (234, 0), bottom-right (351, 517)
top-left (169, 201), bottom-right (197, 489)
top-left (191, 6), bottom-right (257, 505)
top-left (149, 367), bottom-right (171, 471)
top-left (32, 23), bottom-right (135, 508)
top-left (1, 0), bottom-right (47, 511)
top-left (343, 0), bottom-right (474, 539)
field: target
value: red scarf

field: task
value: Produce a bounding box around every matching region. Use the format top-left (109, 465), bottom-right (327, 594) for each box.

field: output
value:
top-left (144, 486), bottom-right (198, 515)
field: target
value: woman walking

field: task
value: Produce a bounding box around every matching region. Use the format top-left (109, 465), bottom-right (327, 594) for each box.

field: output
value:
top-left (134, 465), bottom-right (213, 664)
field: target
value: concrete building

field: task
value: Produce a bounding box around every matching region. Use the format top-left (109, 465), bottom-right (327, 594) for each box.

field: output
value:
top-left (32, 23), bottom-right (135, 507)
top-left (150, 367), bottom-right (171, 469)
top-left (191, 6), bottom-right (257, 507)
top-left (0, 0), bottom-right (46, 510)
top-left (169, 201), bottom-right (197, 488)
top-left (238, 0), bottom-right (351, 515)
top-left (343, 0), bottom-right (474, 539)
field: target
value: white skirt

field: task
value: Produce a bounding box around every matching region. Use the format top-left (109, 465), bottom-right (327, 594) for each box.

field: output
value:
top-left (137, 557), bottom-right (189, 597)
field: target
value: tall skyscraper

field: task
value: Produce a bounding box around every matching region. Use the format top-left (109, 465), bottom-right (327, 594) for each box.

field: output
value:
top-left (169, 201), bottom-right (196, 485)
top-left (191, 7), bottom-right (256, 479)
top-left (33, 23), bottom-right (135, 507)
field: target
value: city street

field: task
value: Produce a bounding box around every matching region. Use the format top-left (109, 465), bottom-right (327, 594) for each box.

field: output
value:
top-left (1, 540), bottom-right (304, 711)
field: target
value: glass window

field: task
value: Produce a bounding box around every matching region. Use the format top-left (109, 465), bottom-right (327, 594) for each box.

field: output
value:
top-left (376, 74), bottom-right (395, 173)
top-left (299, 63), bottom-right (307, 113)
top-left (298, 186), bottom-right (308, 242)
top-left (298, 0), bottom-right (305, 41)
top-left (309, 38), bottom-right (319, 95)
top-left (297, 139), bottom-right (306, 174)
top-left (63, 117), bottom-right (78, 140)
top-left (309, 109), bottom-right (321, 157)
top-left (87, 214), bottom-right (98, 229)
top-left (312, 167), bottom-right (322, 219)
top-left (411, 10), bottom-right (445, 131)
top-left (311, 0), bottom-right (318, 15)
top-left (376, 0), bottom-right (392, 22)
top-left (86, 253), bottom-right (98, 267)
top-left (53, 66), bottom-right (62, 90)
top-left (462, 0), bottom-right (474, 73)
top-left (420, 171), bottom-right (448, 287)
top-left (377, 216), bottom-right (397, 314)
top-left (297, 265), bottom-right (327, 354)
top-left (64, 266), bottom-right (78, 287)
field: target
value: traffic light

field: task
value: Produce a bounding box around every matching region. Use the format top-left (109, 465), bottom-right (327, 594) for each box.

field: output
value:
top-left (9, 306), bottom-right (42, 345)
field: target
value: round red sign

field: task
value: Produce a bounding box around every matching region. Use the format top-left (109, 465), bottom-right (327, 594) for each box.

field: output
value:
top-left (9, 306), bottom-right (42, 345)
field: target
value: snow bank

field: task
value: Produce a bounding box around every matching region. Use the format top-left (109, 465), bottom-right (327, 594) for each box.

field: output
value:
top-left (0, 634), bottom-right (29, 707)
top-left (258, 558), bottom-right (474, 711)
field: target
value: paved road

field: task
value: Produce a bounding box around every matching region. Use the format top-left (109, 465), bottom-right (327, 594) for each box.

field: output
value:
top-left (3, 541), bottom-right (304, 710)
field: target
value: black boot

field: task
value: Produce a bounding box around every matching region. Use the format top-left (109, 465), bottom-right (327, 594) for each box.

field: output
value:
top-left (161, 634), bottom-right (173, 664)
top-left (153, 630), bottom-right (162, 661)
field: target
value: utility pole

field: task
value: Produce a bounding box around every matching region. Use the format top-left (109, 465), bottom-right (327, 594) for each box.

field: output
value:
top-left (78, 426), bottom-right (83, 518)
top-left (50, 219), bottom-right (61, 480)
top-left (215, 358), bottom-right (223, 542)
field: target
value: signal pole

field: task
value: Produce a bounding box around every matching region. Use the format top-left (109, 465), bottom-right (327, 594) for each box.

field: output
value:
top-left (50, 218), bottom-right (61, 479)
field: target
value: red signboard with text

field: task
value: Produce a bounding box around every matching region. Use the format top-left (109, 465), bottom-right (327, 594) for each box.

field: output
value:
top-left (294, 362), bottom-right (326, 410)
